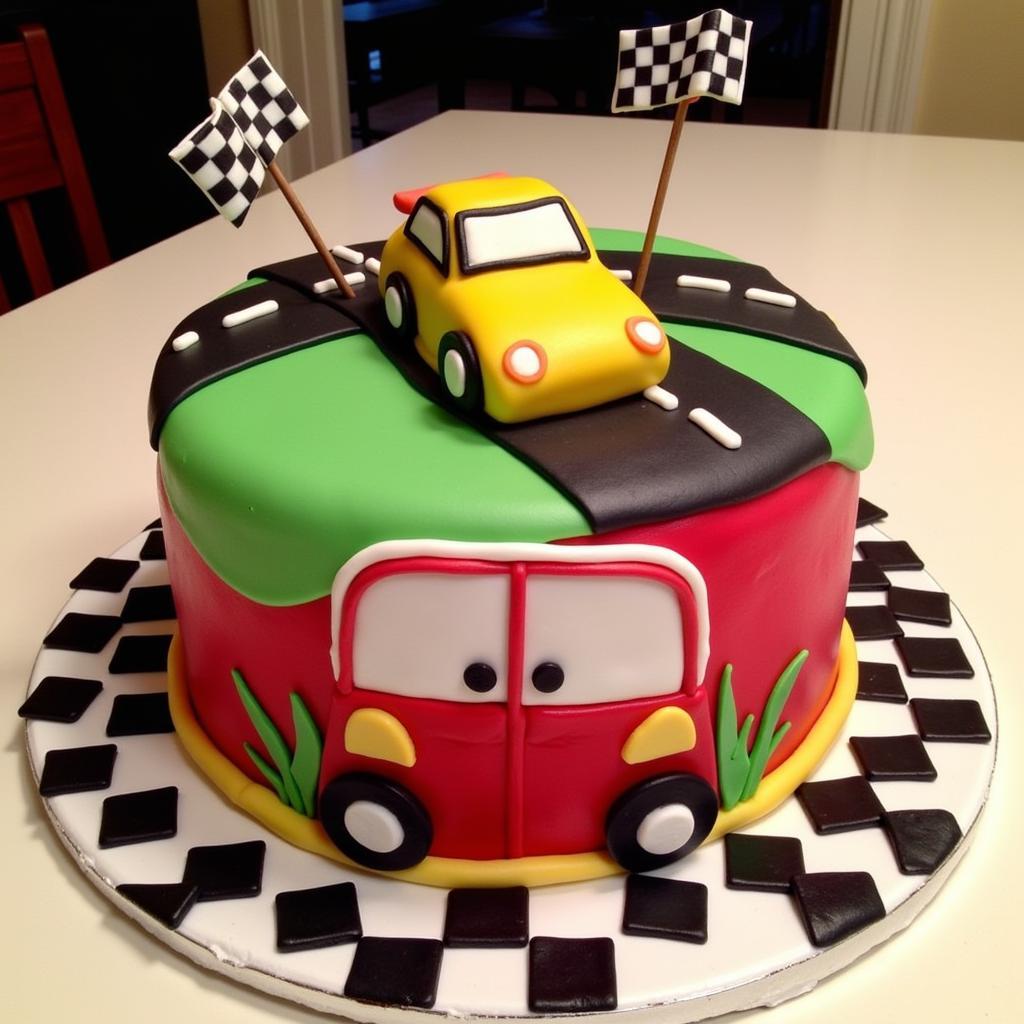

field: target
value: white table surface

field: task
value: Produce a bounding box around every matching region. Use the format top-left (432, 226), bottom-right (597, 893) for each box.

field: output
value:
top-left (1, 110), bottom-right (1020, 1022)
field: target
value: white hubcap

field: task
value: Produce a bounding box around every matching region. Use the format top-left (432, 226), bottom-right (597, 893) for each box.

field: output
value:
top-left (384, 285), bottom-right (404, 329)
top-left (343, 800), bottom-right (405, 853)
top-left (443, 349), bottom-right (467, 397)
top-left (636, 803), bottom-right (695, 855)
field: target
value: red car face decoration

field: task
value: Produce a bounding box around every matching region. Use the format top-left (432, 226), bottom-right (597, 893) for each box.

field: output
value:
top-left (320, 541), bottom-right (720, 873)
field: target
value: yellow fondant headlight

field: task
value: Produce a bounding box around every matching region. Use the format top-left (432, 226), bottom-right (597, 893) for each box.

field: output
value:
top-left (502, 341), bottom-right (547, 384)
top-left (626, 316), bottom-right (667, 355)
top-left (621, 707), bottom-right (697, 765)
top-left (344, 708), bottom-right (416, 767)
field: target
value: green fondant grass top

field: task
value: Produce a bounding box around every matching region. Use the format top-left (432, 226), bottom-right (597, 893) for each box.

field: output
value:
top-left (160, 232), bottom-right (871, 606)
top-left (160, 333), bottom-right (590, 606)
top-left (592, 227), bottom-right (739, 262)
top-left (224, 276), bottom-right (267, 295)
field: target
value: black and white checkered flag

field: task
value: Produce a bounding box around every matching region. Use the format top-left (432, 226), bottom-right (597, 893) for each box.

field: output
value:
top-left (218, 51), bottom-right (309, 166)
top-left (169, 99), bottom-right (264, 226)
top-left (612, 8), bottom-right (751, 113)
top-left (170, 50), bottom-right (308, 227)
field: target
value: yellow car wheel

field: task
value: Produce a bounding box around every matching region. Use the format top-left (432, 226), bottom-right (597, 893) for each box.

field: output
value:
top-left (438, 331), bottom-right (484, 414)
top-left (383, 272), bottom-right (417, 345)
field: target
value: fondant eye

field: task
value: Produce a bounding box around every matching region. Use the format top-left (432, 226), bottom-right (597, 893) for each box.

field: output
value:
top-left (531, 662), bottom-right (565, 693)
top-left (463, 662), bottom-right (498, 693)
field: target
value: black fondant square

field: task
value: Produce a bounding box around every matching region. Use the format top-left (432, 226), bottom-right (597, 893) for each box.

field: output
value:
top-left (528, 937), bottom-right (617, 1013)
top-left (882, 810), bottom-right (962, 875)
top-left (344, 937), bottom-right (443, 1008)
top-left (275, 882), bottom-right (362, 952)
top-left (791, 872), bottom-right (885, 947)
top-left (725, 833), bottom-right (805, 893)
top-left (444, 887), bottom-right (529, 948)
top-left (18, 676), bottom-right (103, 722)
top-left (120, 585), bottom-right (176, 623)
top-left (43, 613), bottom-right (121, 653)
top-left (69, 557), bottom-right (139, 593)
top-left (845, 605), bottom-right (904, 641)
top-left (99, 786), bottom-right (178, 848)
top-left (849, 735), bottom-right (937, 781)
top-left (139, 530), bottom-right (166, 561)
top-left (106, 692), bottom-right (174, 736)
top-left (856, 540), bottom-right (923, 571)
top-left (856, 661), bottom-right (908, 704)
top-left (888, 587), bottom-right (952, 626)
top-left (39, 743), bottom-right (117, 796)
top-left (117, 882), bottom-right (198, 930)
top-left (108, 634), bottom-right (173, 674)
top-left (182, 840), bottom-right (266, 901)
top-left (856, 498), bottom-right (888, 527)
top-left (144, 518), bottom-right (162, 530)
top-left (622, 874), bottom-right (707, 943)
top-left (895, 637), bottom-right (974, 678)
top-left (910, 698), bottom-right (992, 743)
top-left (797, 776), bottom-right (885, 834)
top-left (848, 560), bottom-right (890, 592)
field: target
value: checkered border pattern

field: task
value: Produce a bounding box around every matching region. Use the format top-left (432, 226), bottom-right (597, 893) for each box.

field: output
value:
top-left (218, 50), bottom-right (309, 166)
top-left (169, 100), bottom-right (264, 226)
top-left (24, 510), bottom-right (993, 1014)
top-left (612, 8), bottom-right (751, 112)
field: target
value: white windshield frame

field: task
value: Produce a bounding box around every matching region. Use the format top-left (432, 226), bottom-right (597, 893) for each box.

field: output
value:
top-left (454, 197), bottom-right (589, 274)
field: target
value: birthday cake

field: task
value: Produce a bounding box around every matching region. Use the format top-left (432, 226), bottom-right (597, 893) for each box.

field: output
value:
top-left (16, 14), bottom-right (1005, 1020)
top-left (149, 170), bottom-right (872, 887)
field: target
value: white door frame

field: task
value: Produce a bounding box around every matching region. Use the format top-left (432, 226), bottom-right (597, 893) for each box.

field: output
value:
top-left (247, 0), bottom-right (353, 178)
top-left (829, 0), bottom-right (932, 132)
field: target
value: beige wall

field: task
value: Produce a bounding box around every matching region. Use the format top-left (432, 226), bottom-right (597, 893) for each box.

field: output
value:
top-left (914, 0), bottom-right (1024, 140)
top-left (195, 0), bottom-right (254, 97)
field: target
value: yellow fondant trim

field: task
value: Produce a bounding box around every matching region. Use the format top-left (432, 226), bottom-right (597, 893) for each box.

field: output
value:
top-left (168, 623), bottom-right (856, 888)
top-left (344, 708), bottom-right (416, 767)
top-left (621, 706), bottom-right (697, 764)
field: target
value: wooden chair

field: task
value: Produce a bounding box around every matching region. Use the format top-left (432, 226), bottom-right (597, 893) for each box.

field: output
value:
top-left (0, 23), bottom-right (109, 313)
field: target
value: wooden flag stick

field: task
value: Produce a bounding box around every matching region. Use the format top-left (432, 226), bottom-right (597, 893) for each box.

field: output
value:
top-left (634, 97), bottom-right (696, 298)
top-left (268, 161), bottom-right (356, 299)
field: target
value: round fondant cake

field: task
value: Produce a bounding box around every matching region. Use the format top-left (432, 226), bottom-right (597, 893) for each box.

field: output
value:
top-left (149, 176), bottom-right (873, 888)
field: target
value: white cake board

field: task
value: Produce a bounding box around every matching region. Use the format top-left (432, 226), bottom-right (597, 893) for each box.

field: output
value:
top-left (22, 523), bottom-right (997, 1023)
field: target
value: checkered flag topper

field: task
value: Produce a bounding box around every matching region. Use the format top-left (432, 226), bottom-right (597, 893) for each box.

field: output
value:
top-left (218, 50), bottom-right (309, 166)
top-left (170, 51), bottom-right (308, 226)
top-left (612, 8), bottom-right (752, 113)
top-left (169, 99), bottom-right (264, 226)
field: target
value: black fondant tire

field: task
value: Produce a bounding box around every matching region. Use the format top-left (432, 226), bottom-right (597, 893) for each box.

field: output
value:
top-left (320, 772), bottom-right (433, 871)
top-left (605, 773), bottom-right (718, 873)
top-left (383, 272), bottom-right (416, 344)
top-left (437, 330), bottom-right (484, 414)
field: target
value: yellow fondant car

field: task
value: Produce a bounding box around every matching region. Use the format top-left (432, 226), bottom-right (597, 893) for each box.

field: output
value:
top-left (378, 175), bottom-right (671, 423)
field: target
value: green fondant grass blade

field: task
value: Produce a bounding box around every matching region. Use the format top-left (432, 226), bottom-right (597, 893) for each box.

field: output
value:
top-left (243, 741), bottom-right (288, 804)
top-left (767, 720), bottom-right (793, 761)
top-left (740, 650), bottom-right (808, 802)
top-left (716, 665), bottom-right (751, 811)
top-left (232, 669), bottom-right (303, 811)
top-left (289, 693), bottom-right (323, 818)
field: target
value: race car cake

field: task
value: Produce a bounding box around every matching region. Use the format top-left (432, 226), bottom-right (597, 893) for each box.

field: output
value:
top-left (149, 173), bottom-right (873, 887)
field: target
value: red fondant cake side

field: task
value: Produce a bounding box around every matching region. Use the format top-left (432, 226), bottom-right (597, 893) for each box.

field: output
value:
top-left (159, 461), bottom-right (857, 860)
top-left (563, 462), bottom-right (859, 773)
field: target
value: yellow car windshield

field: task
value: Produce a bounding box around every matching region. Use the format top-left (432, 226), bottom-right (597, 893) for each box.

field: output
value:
top-left (457, 198), bottom-right (588, 274)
